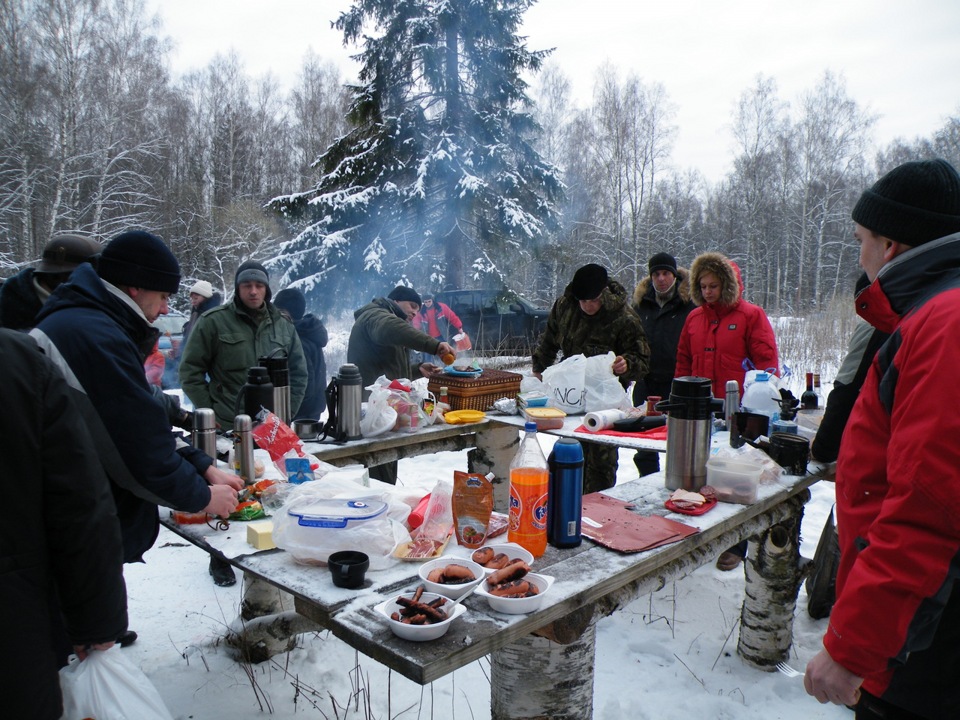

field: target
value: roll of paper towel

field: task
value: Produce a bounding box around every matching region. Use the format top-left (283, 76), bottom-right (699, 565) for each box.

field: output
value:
top-left (583, 409), bottom-right (628, 432)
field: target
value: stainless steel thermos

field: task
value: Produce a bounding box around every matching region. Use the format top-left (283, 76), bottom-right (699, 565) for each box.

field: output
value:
top-left (547, 437), bottom-right (584, 548)
top-left (656, 376), bottom-right (724, 491)
top-left (233, 413), bottom-right (256, 485)
top-left (192, 408), bottom-right (217, 461)
top-left (336, 363), bottom-right (362, 441)
top-left (259, 349), bottom-right (291, 424)
top-left (236, 366), bottom-right (274, 420)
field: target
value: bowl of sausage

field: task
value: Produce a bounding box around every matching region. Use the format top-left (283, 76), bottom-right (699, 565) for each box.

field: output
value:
top-left (417, 558), bottom-right (485, 600)
top-left (470, 543), bottom-right (535, 575)
top-left (374, 586), bottom-right (467, 642)
top-left (473, 560), bottom-right (555, 614)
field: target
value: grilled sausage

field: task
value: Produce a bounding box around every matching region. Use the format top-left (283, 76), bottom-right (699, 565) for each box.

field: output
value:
top-left (472, 547), bottom-right (495, 565)
top-left (488, 580), bottom-right (531, 597)
top-left (487, 560), bottom-right (529, 586)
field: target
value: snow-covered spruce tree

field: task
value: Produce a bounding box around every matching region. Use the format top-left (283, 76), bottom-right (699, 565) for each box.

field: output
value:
top-left (268, 0), bottom-right (563, 308)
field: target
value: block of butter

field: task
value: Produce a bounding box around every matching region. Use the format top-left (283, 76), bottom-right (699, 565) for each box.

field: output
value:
top-left (246, 520), bottom-right (276, 550)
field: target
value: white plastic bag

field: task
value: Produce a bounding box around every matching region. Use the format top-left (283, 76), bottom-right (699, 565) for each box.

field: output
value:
top-left (583, 352), bottom-right (633, 413)
top-left (542, 354), bottom-right (587, 414)
top-left (59, 646), bottom-right (174, 720)
top-left (360, 383), bottom-right (398, 437)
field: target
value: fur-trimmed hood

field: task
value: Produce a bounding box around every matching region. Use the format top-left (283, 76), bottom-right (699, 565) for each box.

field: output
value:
top-left (689, 252), bottom-right (742, 307)
top-left (633, 266), bottom-right (692, 307)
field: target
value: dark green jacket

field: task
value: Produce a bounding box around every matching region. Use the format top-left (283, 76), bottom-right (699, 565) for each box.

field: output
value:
top-left (532, 279), bottom-right (649, 386)
top-left (347, 298), bottom-right (441, 397)
top-left (179, 298), bottom-right (307, 428)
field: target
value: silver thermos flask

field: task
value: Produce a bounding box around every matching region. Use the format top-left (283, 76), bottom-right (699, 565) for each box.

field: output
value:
top-left (656, 376), bottom-right (724, 491)
top-left (336, 363), bottom-right (362, 441)
top-left (234, 413), bottom-right (256, 485)
top-left (192, 408), bottom-right (218, 461)
top-left (259, 349), bottom-right (291, 425)
top-left (724, 380), bottom-right (740, 432)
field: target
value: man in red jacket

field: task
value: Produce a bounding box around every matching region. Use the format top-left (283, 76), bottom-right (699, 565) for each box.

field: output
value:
top-left (804, 159), bottom-right (960, 719)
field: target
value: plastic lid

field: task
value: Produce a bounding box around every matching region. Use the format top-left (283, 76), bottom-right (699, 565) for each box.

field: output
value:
top-left (288, 498), bottom-right (388, 528)
top-left (755, 372), bottom-right (770, 381)
top-left (523, 421), bottom-right (538, 432)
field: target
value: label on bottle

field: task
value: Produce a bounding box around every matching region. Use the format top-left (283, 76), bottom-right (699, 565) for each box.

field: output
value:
top-left (508, 467), bottom-right (549, 557)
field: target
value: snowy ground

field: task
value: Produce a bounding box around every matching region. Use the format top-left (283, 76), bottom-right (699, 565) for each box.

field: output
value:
top-left (120, 438), bottom-right (848, 720)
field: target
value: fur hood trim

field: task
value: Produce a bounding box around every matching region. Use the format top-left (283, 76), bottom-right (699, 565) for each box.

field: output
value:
top-left (689, 252), bottom-right (741, 306)
top-left (633, 266), bottom-right (691, 306)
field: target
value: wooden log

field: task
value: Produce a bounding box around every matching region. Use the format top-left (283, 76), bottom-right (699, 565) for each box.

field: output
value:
top-left (240, 573), bottom-right (295, 620)
top-left (469, 423), bottom-right (518, 513)
top-left (226, 610), bottom-right (322, 664)
top-left (737, 506), bottom-right (806, 669)
top-left (491, 615), bottom-right (598, 720)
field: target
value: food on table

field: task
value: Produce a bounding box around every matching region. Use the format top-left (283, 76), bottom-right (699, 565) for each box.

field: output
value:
top-left (426, 564), bottom-right (477, 585)
top-left (485, 560), bottom-right (538, 598)
top-left (389, 585), bottom-right (450, 625)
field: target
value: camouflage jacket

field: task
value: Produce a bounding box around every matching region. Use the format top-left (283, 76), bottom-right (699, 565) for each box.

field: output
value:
top-left (532, 278), bottom-right (649, 386)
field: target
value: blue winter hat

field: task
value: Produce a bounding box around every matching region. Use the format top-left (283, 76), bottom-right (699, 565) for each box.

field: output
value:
top-left (97, 230), bottom-right (181, 294)
top-left (274, 287), bottom-right (306, 320)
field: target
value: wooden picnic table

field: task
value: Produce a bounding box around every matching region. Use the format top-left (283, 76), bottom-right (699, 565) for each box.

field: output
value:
top-left (162, 416), bottom-right (818, 719)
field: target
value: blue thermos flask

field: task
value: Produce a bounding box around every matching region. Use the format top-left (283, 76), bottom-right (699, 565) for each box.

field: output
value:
top-left (547, 438), bottom-right (584, 548)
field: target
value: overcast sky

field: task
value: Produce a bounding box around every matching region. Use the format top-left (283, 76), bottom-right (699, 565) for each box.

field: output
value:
top-left (145, 0), bottom-right (960, 184)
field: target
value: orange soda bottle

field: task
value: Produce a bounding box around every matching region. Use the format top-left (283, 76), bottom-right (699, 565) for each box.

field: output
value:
top-left (508, 421), bottom-right (549, 557)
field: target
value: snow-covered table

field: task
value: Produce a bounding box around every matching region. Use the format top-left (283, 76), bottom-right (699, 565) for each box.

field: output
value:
top-left (162, 420), bottom-right (819, 720)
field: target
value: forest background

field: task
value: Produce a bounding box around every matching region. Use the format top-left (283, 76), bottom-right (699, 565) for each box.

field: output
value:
top-left (3, 0), bottom-right (959, 336)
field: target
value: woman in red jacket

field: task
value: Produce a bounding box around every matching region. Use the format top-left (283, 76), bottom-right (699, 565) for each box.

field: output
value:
top-left (676, 252), bottom-right (779, 400)
top-left (676, 251), bottom-right (779, 570)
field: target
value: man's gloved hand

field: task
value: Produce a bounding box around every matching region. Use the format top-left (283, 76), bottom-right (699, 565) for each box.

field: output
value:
top-left (172, 408), bottom-right (194, 432)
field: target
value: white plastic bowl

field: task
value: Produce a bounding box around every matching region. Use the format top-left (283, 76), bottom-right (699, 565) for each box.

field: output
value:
top-left (475, 572), bottom-right (554, 614)
top-left (374, 591), bottom-right (466, 642)
top-left (417, 558), bottom-right (484, 600)
top-left (472, 543), bottom-right (535, 575)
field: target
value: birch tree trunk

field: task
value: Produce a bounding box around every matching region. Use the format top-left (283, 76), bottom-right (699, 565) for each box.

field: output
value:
top-left (491, 614), bottom-right (598, 720)
top-left (737, 509), bottom-right (805, 669)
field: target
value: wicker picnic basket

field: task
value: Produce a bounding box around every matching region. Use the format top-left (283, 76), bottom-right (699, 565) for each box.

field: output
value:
top-left (428, 369), bottom-right (523, 411)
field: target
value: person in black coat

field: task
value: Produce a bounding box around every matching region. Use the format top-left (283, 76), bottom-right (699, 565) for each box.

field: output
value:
top-left (2, 329), bottom-right (128, 720)
top-left (631, 252), bottom-right (696, 475)
top-left (32, 231), bottom-right (242, 566)
top-left (0, 233), bottom-right (101, 330)
top-left (275, 287), bottom-right (329, 418)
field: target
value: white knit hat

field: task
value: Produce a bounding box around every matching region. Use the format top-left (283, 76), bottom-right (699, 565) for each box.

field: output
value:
top-left (189, 280), bottom-right (214, 299)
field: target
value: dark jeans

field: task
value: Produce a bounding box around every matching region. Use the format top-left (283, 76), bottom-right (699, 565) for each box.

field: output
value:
top-left (633, 449), bottom-right (660, 477)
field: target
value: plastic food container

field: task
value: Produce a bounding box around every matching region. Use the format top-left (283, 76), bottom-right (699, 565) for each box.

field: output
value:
top-left (523, 407), bottom-right (566, 430)
top-left (475, 573), bottom-right (554, 614)
top-left (706, 457), bottom-right (763, 504)
top-left (374, 591), bottom-right (466, 641)
top-left (277, 498), bottom-right (389, 565)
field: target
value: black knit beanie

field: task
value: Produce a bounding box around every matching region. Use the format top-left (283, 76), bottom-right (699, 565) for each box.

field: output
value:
top-left (648, 252), bottom-right (678, 276)
top-left (274, 287), bottom-right (306, 320)
top-left (570, 263), bottom-right (608, 300)
top-left (235, 260), bottom-right (272, 301)
top-left (852, 159), bottom-right (960, 246)
top-left (387, 285), bottom-right (422, 307)
top-left (97, 230), bottom-right (181, 294)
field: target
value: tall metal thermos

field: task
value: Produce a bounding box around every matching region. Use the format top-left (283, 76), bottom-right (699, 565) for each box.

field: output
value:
top-left (547, 437), bottom-right (584, 548)
top-left (656, 376), bottom-right (724, 491)
top-left (724, 380), bottom-right (740, 432)
top-left (336, 363), bottom-right (362, 441)
top-left (236, 366), bottom-right (274, 420)
top-left (259, 349), bottom-right (291, 424)
top-left (233, 413), bottom-right (256, 485)
top-left (192, 408), bottom-right (218, 461)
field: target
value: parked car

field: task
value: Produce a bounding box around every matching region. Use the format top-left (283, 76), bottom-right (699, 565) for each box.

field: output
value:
top-left (151, 311), bottom-right (187, 388)
top-left (433, 289), bottom-right (549, 355)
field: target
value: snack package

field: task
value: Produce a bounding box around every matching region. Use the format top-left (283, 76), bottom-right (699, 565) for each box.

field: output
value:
top-left (394, 479), bottom-right (453, 559)
top-left (252, 410), bottom-right (303, 461)
top-left (452, 471), bottom-right (493, 548)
